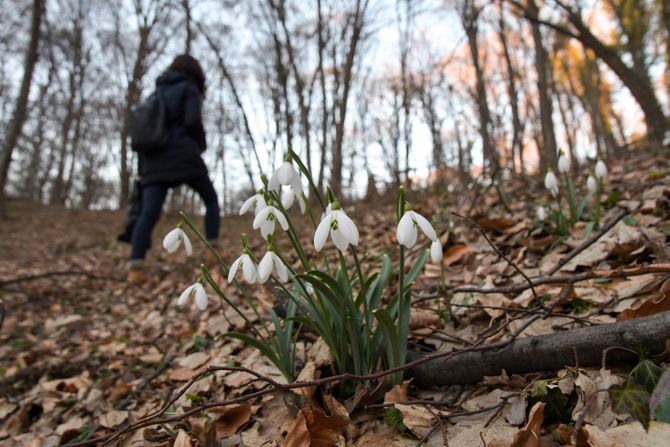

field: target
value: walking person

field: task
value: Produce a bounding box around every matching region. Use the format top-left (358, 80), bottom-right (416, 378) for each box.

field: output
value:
top-left (127, 54), bottom-right (220, 285)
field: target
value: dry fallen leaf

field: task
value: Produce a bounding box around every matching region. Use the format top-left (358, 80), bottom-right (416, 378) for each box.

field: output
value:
top-left (509, 401), bottom-right (544, 447)
top-left (618, 277), bottom-right (670, 321)
top-left (582, 421), bottom-right (670, 447)
top-left (442, 243), bottom-right (474, 266)
top-left (283, 407), bottom-right (347, 447)
top-left (209, 404), bottom-right (252, 438)
top-left (384, 381), bottom-right (411, 404)
top-left (395, 404), bottom-right (435, 437)
top-left (99, 410), bottom-right (129, 428)
top-left (174, 429), bottom-right (193, 447)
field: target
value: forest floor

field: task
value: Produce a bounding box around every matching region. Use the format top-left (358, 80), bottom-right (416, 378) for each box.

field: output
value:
top-left (1, 148), bottom-right (670, 446)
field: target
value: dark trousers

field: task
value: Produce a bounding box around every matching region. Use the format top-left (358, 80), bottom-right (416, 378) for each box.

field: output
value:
top-left (130, 176), bottom-right (220, 260)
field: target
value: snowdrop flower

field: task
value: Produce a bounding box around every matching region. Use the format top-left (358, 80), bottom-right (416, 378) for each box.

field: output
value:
top-left (239, 192), bottom-right (267, 215)
top-left (558, 152), bottom-right (571, 174)
top-left (537, 205), bottom-right (547, 221)
top-left (163, 227), bottom-right (192, 256)
top-left (269, 160), bottom-right (301, 192)
top-left (253, 205), bottom-right (289, 238)
top-left (281, 188), bottom-right (306, 214)
top-left (430, 239), bottom-right (443, 263)
top-left (228, 251), bottom-right (258, 284)
top-left (397, 209), bottom-right (437, 249)
top-left (257, 250), bottom-right (289, 283)
top-left (314, 203), bottom-right (359, 251)
top-left (544, 169), bottom-right (559, 197)
top-left (595, 159), bottom-right (608, 179)
top-left (178, 281), bottom-right (208, 310)
top-left (587, 175), bottom-right (597, 193)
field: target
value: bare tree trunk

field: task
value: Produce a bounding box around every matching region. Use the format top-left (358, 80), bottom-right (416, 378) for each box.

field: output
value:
top-left (528, 0), bottom-right (557, 170)
top-left (0, 0), bottom-right (44, 218)
top-left (331, 0), bottom-right (368, 198)
top-left (270, 0), bottom-right (313, 176)
top-left (182, 0), bottom-right (192, 54)
top-left (512, 0), bottom-right (668, 143)
top-left (498, 8), bottom-right (522, 173)
top-left (462, 2), bottom-right (496, 175)
top-left (661, 0), bottom-right (670, 112)
top-left (119, 24), bottom-right (150, 209)
top-left (316, 0), bottom-right (329, 195)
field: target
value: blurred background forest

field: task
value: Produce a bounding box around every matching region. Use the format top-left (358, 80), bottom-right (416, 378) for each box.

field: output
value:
top-left (1, 0), bottom-right (669, 217)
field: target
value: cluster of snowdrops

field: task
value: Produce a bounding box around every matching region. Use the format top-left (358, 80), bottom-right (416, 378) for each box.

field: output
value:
top-left (161, 150), bottom-right (442, 384)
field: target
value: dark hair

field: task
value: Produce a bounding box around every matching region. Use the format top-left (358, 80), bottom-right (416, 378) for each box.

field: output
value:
top-left (169, 54), bottom-right (206, 95)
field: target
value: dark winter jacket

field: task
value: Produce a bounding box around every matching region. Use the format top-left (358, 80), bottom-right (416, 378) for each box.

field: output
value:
top-left (138, 70), bottom-right (208, 186)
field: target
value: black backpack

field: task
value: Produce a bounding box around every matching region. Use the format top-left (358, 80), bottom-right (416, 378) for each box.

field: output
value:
top-left (128, 89), bottom-right (169, 154)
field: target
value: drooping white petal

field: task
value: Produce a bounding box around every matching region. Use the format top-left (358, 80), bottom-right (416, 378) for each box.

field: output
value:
top-left (335, 210), bottom-right (359, 245)
top-left (297, 194), bottom-right (306, 214)
top-left (257, 252), bottom-right (274, 283)
top-left (274, 209), bottom-right (289, 230)
top-left (241, 254), bottom-right (257, 283)
top-left (277, 162), bottom-right (297, 185)
top-left (587, 175), bottom-right (597, 193)
top-left (558, 154), bottom-right (570, 173)
top-left (411, 211), bottom-right (437, 241)
top-left (260, 220), bottom-right (275, 238)
top-left (274, 253), bottom-right (288, 282)
top-left (240, 195), bottom-right (256, 215)
top-left (430, 239), bottom-right (443, 263)
top-left (253, 196), bottom-right (267, 215)
top-left (537, 206), bottom-right (547, 221)
top-left (314, 215), bottom-right (332, 251)
top-left (194, 283), bottom-right (208, 310)
top-left (595, 160), bottom-right (608, 179)
top-left (182, 231), bottom-right (192, 256)
top-left (544, 171), bottom-right (559, 197)
top-left (281, 189), bottom-right (295, 209)
top-left (397, 213), bottom-right (417, 248)
top-left (177, 284), bottom-right (195, 306)
top-left (228, 256), bottom-right (242, 283)
top-left (320, 203), bottom-right (333, 220)
top-left (331, 227), bottom-right (350, 251)
top-left (252, 206), bottom-right (272, 229)
top-left (163, 228), bottom-right (182, 253)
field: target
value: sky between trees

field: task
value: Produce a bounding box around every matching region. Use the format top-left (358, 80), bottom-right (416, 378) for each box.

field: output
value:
top-left (0, 0), bottom-right (668, 216)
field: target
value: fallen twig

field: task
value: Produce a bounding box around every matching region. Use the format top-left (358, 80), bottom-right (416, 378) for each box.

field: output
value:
top-left (546, 207), bottom-right (628, 275)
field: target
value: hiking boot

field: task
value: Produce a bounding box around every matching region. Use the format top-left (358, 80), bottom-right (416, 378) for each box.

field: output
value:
top-left (127, 261), bottom-right (150, 286)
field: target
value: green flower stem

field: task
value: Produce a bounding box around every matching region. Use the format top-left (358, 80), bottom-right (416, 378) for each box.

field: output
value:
top-left (397, 245), bottom-right (407, 365)
top-left (180, 213), bottom-right (270, 335)
top-left (337, 250), bottom-right (352, 292)
top-left (267, 191), bottom-right (311, 271)
top-left (200, 266), bottom-right (266, 340)
top-left (350, 245), bottom-right (373, 368)
top-left (595, 180), bottom-right (602, 226)
top-left (565, 175), bottom-right (578, 225)
top-left (288, 147), bottom-right (325, 210)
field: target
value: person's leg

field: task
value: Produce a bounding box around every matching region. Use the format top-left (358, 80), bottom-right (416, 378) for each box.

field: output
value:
top-left (130, 183), bottom-right (169, 260)
top-left (185, 176), bottom-right (220, 241)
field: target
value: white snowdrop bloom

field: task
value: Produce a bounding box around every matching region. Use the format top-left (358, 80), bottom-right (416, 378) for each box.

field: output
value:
top-left (257, 250), bottom-right (289, 283)
top-left (177, 282), bottom-right (208, 310)
top-left (396, 210), bottom-right (437, 249)
top-left (320, 203), bottom-right (333, 220)
top-left (558, 153), bottom-right (571, 174)
top-left (537, 205), bottom-right (547, 221)
top-left (163, 227), bottom-right (192, 256)
top-left (239, 192), bottom-right (267, 215)
top-left (314, 209), bottom-right (359, 251)
top-left (587, 175), bottom-right (597, 193)
top-left (544, 170), bottom-right (559, 197)
top-left (269, 161), bottom-right (300, 191)
top-left (595, 159), bottom-right (608, 179)
top-left (253, 205), bottom-right (289, 238)
top-left (228, 253), bottom-right (258, 284)
top-left (281, 188), bottom-right (306, 214)
top-left (430, 239), bottom-right (443, 263)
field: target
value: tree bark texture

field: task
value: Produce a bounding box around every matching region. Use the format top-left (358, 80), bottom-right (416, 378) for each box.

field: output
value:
top-left (406, 311), bottom-right (670, 386)
top-left (0, 0), bottom-right (44, 218)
